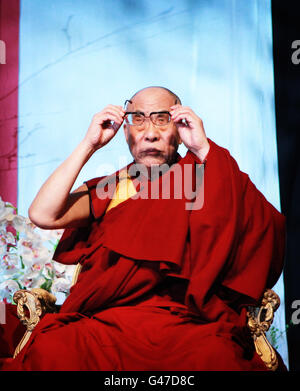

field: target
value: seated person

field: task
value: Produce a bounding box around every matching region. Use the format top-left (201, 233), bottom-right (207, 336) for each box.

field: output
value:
top-left (1, 86), bottom-right (285, 370)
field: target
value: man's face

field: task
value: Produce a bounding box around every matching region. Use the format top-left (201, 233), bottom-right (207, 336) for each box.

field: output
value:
top-left (123, 88), bottom-right (181, 167)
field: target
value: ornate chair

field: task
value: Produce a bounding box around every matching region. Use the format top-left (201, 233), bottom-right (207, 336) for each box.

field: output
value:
top-left (12, 263), bottom-right (281, 371)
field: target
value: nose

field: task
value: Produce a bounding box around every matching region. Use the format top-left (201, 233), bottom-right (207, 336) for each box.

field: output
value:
top-left (144, 121), bottom-right (160, 142)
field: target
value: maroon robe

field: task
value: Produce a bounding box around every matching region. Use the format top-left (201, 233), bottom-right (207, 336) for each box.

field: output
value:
top-left (1, 139), bottom-right (286, 371)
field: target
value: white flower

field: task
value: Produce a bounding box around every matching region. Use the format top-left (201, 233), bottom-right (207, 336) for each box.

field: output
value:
top-left (5, 231), bottom-right (16, 246)
top-left (53, 261), bottom-right (67, 277)
top-left (51, 277), bottom-right (71, 294)
top-left (0, 231), bottom-right (7, 254)
top-left (0, 200), bottom-right (68, 303)
top-left (17, 238), bottom-right (51, 269)
top-left (18, 276), bottom-right (33, 289)
top-left (0, 279), bottom-right (20, 301)
top-left (0, 198), bottom-right (15, 221)
top-left (0, 229), bottom-right (17, 257)
top-left (6, 213), bottom-right (22, 225)
top-left (64, 264), bottom-right (77, 282)
top-left (0, 246), bottom-right (5, 257)
top-left (18, 268), bottom-right (43, 289)
top-left (1, 253), bottom-right (20, 275)
top-left (42, 262), bottom-right (55, 278)
top-left (35, 276), bottom-right (47, 287)
top-left (36, 227), bottom-right (64, 245)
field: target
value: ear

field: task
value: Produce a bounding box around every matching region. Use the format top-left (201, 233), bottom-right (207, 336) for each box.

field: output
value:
top-left (123, 123), bottom-right (129, 144)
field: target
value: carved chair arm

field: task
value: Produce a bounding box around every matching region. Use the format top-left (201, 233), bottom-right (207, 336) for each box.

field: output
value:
top-left (12, 264), bottom-right (81, 358)
top-left (12, 288), bottom-right (58, 358)
top-left (247, 289), bottom-right (280, 371)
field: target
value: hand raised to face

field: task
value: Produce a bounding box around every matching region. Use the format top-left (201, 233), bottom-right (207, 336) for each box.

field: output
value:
top-left (84, 105), bottom-right (125, 151)
top-left (170, 105), bottom-right (210, 161)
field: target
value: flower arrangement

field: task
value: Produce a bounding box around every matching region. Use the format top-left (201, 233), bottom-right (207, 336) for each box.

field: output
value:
top-left (0, 197), bottom-right (76, 305)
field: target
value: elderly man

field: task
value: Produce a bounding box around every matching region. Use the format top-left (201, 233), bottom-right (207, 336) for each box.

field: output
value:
top-left (3, 86), bottom-right (285, 371)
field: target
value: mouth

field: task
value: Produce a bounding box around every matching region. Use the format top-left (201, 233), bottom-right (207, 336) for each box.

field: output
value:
top-left (142, 148), bottom-right (162, 155)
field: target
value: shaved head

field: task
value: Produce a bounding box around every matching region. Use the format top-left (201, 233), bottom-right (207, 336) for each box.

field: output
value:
top-left (125, 86), bottom-right (181, 108)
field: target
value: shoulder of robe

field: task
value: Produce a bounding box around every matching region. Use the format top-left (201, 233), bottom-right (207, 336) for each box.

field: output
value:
top-left (186, 138), bottom-right (250, 190)
top-left (84, 176), bottom-right (106, 189)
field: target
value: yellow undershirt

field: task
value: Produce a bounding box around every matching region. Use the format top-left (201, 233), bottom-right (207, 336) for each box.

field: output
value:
top-left (105, 169), bottom-right (137, 213)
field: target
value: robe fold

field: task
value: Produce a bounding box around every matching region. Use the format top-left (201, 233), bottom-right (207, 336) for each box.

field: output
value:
top-left (1, 139), bottom-right (286, 371)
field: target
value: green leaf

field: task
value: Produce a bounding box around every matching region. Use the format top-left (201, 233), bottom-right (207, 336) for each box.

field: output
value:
top-left (40, 279), bottom-right (52, 292)
top-left (48, 269), bottom-right (55, 279)
top-left (53, 239), bottom-right (60, 250)
top-left (20, 255), bottom-right (25, 269)
top-left (6, 204), bottom-right (17, 211)
top-left (12, 279), bottom-right (24, 290)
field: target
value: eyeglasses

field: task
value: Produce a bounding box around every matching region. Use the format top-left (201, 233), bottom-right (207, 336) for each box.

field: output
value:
top-left (124, 111), bottom-right (171, 126)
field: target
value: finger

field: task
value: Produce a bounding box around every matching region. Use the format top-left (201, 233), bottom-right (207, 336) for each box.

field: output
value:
top-left (103, 106), bottom-right (126, 119)
top-left (99, 112), bottom-right (124, 127)
top-left (105, 105), bottom-right (126, 115)
top-left (94, 107), bottom-right (125, 123)
top-left (101, 108), bottom-right (125, 122)
top-left (170, 104), bottom-right (182, 110)
top-left (172, 111), bottom-right (201, 126)
top-left (170, 107), bottom-right (196, 116)
top-left (170, 105), bottom-right (193, 113)
top-left (171, 112), bottom-right (195, 124)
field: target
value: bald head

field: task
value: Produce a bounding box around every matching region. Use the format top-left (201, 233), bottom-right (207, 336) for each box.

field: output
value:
top-left (125, 86), bottom-right (181, 109)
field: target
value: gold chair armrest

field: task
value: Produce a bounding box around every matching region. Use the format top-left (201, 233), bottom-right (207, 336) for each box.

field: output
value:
top-left (247, 289), bottom-right (280, 371)
top-left (12, 288), bottom-right (57, 358)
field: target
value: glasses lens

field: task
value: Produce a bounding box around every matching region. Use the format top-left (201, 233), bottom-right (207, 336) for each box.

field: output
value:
top-left (151, 112), bottom-right (171, 126)
top-left (125, 113), bottom-right (145, 125)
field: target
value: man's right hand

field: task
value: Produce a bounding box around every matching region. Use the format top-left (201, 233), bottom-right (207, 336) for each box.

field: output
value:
top-left (83, 105), bottom-right (125, 151)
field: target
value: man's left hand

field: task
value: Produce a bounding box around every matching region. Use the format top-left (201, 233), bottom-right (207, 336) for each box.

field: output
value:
top-left (170, 105), bottom-right (210, 162)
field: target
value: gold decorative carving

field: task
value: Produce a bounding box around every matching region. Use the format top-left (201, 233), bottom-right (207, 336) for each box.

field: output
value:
top-left (12, 289), bottom-right (57, 358)
top-left (247, 289), bottom-right (280, 371)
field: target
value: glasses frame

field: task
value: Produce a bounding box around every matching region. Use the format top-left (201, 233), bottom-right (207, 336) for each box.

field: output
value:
top-left (124, 111), bottom-right (172, 127)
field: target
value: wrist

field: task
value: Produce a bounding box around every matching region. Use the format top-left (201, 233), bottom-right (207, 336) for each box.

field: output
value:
top-left (190, 140), bottom-right (210, 163)
top-left (80, 138), bottom-right (98, 154)
top-left (79, 139), bottom-right (98, 161)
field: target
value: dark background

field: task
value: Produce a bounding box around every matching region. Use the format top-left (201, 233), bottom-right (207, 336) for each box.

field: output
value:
top-left (272, 0), bottom-right (300, 371)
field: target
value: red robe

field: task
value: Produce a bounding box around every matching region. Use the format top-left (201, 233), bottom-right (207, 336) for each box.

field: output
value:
top-left (1, 139), bottom-right (286, 371)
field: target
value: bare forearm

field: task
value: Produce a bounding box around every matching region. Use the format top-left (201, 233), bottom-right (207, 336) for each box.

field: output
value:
top-left (29, 106), bottom-right (124, 228)
top-left (28, 140), bottom-right (94, 225)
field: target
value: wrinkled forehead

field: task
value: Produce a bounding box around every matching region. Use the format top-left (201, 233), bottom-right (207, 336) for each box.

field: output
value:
top-left (126, 91), bottom-right (177, 113)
